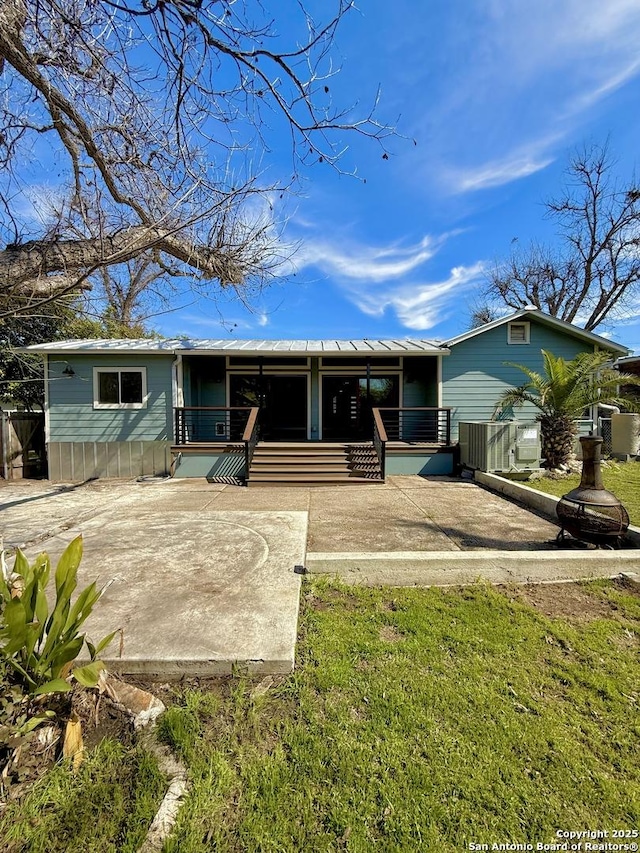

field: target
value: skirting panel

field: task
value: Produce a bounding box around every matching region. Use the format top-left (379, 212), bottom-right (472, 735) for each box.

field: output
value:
top-left (385, 451), bottom-right (454, 476)
top-left (47, 441), bottom-right (171, 481)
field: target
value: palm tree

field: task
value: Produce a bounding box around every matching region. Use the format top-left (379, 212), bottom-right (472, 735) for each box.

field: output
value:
top-left (499, 350), bottom-right (640, 469)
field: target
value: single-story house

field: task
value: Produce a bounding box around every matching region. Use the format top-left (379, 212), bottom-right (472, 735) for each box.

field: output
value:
top-left (22, 308), bottom-right (630, 483)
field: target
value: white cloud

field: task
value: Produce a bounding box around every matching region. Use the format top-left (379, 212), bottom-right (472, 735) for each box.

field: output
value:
top-left (569, 57), bottom-right (640, 113)
top-left (345, 263), bottom-right (487, 332)
top-left (295, 234), bottom-right (449, 282)
top-left (408, 0), bottom-right (640, 194)
top-left (12, 184), bottom-right (67, 228)
top-left (448, 146), bottom-right (556, 194)
top-left (289, 228), bottom-right (485, 331)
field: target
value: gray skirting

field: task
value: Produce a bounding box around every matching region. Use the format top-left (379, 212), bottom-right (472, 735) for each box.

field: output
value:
top-left (47, 441), bottom-right (171, 481)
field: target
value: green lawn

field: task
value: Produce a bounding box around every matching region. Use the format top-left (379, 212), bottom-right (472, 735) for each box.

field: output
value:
top-left (528, 460), bottom-right (640, 525)
top-left (0, 738), bottom-right (165, 853)
top-left (3, 578), bottom-right (638, 852)
top-left (158, 579), bottom-right (640, 853)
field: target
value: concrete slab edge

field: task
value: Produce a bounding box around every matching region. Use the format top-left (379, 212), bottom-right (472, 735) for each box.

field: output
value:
top-left (103, 657), bottom-right (294, 678)
top-left (474, 471), bottom-right (640, 547)
top-left (305, 549), bottom-right (640, 587)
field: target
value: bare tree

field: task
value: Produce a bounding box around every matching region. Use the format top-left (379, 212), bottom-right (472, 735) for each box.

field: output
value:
top-left (0, 0), bottom-right (392, 318)
top-left (477, 144), bottom-right (640, 331)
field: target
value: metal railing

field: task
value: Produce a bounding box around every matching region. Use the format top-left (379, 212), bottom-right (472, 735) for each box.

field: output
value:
top-left (372, 408), bottom-right (387, 481)
top-left (174, 406), bottom-right (260, 486)
top-left (174, 407), bottom-right (257, 444)
top-left (375, 407), bottom-right (452, 445)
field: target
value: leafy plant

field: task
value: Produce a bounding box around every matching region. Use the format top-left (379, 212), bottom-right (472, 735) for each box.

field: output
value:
top-left (0, 536), bottom-right (116, 696)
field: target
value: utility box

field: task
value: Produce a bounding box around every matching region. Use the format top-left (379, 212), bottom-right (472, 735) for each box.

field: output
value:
top-left (458, 421), bottom-right (541, 473)
top-left (611, 413), bottom-right (640, 459)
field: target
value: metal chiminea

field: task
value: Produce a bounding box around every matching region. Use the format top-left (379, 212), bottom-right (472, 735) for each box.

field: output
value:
top-left (556, 436), bottom-right (629, 547)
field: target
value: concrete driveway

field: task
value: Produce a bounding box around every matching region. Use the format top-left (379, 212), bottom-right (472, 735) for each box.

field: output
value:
top-left (1, 476), bottom-right (638, 675)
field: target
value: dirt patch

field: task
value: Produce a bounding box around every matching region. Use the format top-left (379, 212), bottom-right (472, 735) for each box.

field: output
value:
top-left (502, 582), bottom-right (614, 623)
top-left (304, 588), bottom-right (362, 612)
top-left (0, 687), bottom-right (134, 808)
top-left (379, 625), bottom-right (404, 643)
top-left (618, 575), bottom-right (640, 596)
top-left (73, 689), bottom-right (135, 751)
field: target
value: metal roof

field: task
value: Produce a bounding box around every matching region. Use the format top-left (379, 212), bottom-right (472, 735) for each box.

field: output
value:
top-left (21, 338), bottom-right (448, 355)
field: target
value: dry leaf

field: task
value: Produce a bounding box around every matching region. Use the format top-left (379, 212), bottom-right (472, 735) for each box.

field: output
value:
top-left (63, 713), bottom-right (84, 772)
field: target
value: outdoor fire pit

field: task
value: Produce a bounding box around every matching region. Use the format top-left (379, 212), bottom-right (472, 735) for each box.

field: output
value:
top-left (556, 436), bottom-right (629, 548)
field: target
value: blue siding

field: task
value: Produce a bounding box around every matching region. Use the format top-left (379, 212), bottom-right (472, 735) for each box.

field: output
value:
top-left (386, 450), bottom-right (454, 475)
top-left (172, 449), bottom-right (245, 479)
top-left (442, 319), bottom-right (593, 439)
top-left (48, 355), bottom-right (174, 442)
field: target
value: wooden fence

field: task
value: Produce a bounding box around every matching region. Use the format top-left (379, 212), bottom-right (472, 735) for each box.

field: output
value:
top-left (0, 411), bottom-right (46, 479)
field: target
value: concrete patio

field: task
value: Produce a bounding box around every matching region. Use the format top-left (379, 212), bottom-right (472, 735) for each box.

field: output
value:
top-left (1, 475), bottom-right (638, 676)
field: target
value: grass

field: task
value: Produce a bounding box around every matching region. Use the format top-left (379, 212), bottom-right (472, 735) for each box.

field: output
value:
top-left (527, 460), bottom-right (640, 525)
top-left (0, 738), bottom-right (166, 853)
top-left (158, 579), bottom-right (640, 853)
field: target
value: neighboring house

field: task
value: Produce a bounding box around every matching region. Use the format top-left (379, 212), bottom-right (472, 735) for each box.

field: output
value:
top-left (22, 308), bottom-right (629, 483)
top-left (615, 354), bottom-right (640, 402)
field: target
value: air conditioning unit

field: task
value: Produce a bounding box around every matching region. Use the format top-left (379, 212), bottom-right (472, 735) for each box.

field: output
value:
top-left (458, 421), bottom-right (541, 473)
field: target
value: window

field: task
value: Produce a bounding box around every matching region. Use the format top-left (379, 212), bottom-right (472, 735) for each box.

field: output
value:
top-left (93, 367), bottom-right (147, 408)
top-left (507, 322), bottom-right (530, 344)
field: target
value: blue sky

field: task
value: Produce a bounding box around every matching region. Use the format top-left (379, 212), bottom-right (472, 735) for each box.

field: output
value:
top-left (159, 0), bottom-right (640, 353)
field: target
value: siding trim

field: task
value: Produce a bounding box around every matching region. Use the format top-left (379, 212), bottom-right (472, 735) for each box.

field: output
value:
top-left (43, 355), bottom-right (50, 444)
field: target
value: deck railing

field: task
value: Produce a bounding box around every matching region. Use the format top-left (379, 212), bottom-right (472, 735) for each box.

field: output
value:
top-left (372, 408), bottom-right (388, 481)
top-left (174, 407), bottom-right (258, 445)
top-left (243, 407), bottom-right (260, 484)
top-left (174, 406), bottom-right (260, 486)
top-left (374, 407), bottom-right (452, 446)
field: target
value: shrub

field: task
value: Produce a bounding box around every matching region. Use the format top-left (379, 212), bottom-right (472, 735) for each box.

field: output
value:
top-left (0, 536), bottom-right (116, 696)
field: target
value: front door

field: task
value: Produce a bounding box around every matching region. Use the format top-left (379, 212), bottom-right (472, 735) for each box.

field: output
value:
top-left (230, 374), bottom-right (307, 440)
top-left (322, 376), bottom-right (399, 440)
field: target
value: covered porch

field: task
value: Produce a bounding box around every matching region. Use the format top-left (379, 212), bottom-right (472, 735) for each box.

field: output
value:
top-left (177, 342), bottom-right (447, 438)
top-left (171, 404), bottom-right (455, 484)
top-left (171, 339), bottom-right (454, 482)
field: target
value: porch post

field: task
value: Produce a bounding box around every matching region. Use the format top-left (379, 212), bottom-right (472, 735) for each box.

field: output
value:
top-left (258, 357), bottom-right (265, 408)
top-left (173, 354), bottom-right (184, 408)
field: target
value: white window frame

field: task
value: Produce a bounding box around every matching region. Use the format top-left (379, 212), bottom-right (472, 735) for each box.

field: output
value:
top-left (507, 321), bottom-right (530, 344)
top-left (93, 367), bottom-right (148, 409)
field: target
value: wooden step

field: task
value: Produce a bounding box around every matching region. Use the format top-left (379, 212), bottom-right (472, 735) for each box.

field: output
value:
top-left (248, 472), bottom-right (379, 486)
top-left (250, 465), bottom-right (359, 480)
top-left (251, 461), bottom-right (349, 468)
top-left (247, 441), bottom-right (382, 485)
top-left (252, 452), bottom-right (349, 460)
top-left (252, 447), bottom-right (349, 456)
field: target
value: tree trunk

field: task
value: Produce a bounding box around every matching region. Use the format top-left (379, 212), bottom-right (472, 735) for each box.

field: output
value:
top-left (539, 414), bottom-right (578, 469)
